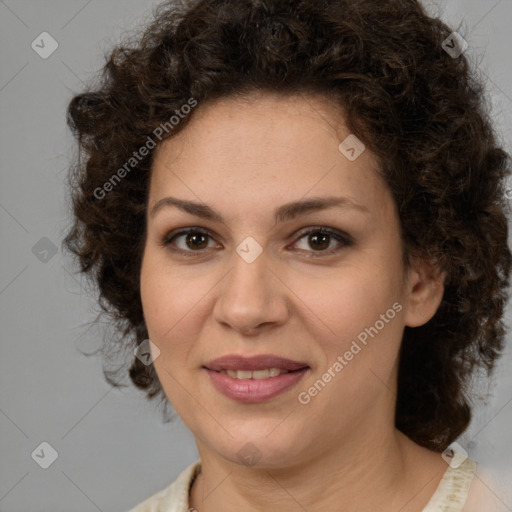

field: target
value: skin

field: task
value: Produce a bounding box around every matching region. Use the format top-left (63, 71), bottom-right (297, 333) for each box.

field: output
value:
top-left (140, 92), bottom-right (448, 512)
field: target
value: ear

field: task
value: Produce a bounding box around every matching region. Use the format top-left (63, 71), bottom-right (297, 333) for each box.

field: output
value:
top-left (403, 257), bottom-right (446, 328)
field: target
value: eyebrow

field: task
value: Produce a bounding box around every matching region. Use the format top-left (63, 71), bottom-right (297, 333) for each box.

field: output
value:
top-left (149, 195), bottom-right (369, 224)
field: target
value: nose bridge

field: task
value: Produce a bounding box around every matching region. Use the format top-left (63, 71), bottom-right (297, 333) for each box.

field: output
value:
top-left (214, 238), bottom-right (288, 332)
top-left (226, 239), bottom-right (272, 308)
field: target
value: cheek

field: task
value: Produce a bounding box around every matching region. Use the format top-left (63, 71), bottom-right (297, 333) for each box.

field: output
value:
top-left (139, 261), bottom-right (194, 407)
top-left (140, 260), bottom-right (167, 337)
top-left (140, 254), bottom-right (183, 354)
top-left (139, 252), bottom-right (211, 365)
top-left (298, 263), bottom-right (405, 396)
top-left (302, 265), bottom-right (401, 337)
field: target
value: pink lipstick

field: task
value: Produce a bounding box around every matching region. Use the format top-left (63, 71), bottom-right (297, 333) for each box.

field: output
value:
top-left (203, 354), bottom-right (310, 403)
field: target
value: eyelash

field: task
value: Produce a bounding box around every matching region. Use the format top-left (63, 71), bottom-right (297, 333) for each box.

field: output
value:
top-left (160, 226), bottom-right (353, 258)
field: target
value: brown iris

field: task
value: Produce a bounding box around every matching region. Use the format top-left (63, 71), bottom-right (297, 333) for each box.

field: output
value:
top-left (186, 232), bottom-right (209, 250)
top-left (308, 232), bottom-right (330, 251)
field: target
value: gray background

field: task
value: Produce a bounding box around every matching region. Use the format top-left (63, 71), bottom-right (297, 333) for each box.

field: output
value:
top-left (1, 1), bottom-right (511, 511)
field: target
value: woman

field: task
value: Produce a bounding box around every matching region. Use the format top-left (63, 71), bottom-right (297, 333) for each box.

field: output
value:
top-left (63, 0), bottom-right (512, 510)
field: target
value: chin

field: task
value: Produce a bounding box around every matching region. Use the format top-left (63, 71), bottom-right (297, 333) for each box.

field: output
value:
top-left (204, 425), bottom-right (306, 469)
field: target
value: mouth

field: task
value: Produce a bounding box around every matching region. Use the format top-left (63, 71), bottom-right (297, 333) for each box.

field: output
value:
top-left (203, 354), bottom-right (310, 402)
top-left (217, 368), bottom-right (293, 379)
top-left (203, 354), bottom-right (309, 373)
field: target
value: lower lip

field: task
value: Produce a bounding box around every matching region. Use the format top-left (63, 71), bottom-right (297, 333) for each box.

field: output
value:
top-left (205, 368), bottom-right (309, 403)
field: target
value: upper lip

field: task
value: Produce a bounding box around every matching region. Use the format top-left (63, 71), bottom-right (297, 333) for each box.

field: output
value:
top-left (203, 354), bottom-right (309, 372)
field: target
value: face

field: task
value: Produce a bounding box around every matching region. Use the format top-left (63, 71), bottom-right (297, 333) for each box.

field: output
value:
top-left (140, 92), bottom-right (442, 469)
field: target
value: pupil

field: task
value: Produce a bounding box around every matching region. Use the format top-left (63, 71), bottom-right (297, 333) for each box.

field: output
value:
top-left (187, 233), bottom-right (207, 250)
top-left (310, 233), bottom-right (329, 250)
top-left (184, 232), bottom-right (331, 251)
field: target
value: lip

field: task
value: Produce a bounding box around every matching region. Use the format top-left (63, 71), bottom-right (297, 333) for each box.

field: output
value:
top-left (203, 354), bottom-right (309, 372)
top-left (203, 354), bottom-right (310, 403)
top-left (205, 368), bottom-right (309, 402)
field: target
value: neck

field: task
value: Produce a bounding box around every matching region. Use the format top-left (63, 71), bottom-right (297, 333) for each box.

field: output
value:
top-left (190, 423), bottom-right (446, 512)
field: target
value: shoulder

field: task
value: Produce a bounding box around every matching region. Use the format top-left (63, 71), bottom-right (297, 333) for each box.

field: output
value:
top-left (462, 460), bottom-right (511, 512)
top-left (422, 457), bottom-right (477, 512)
top-left (127, 461), bottom-right (201, 512)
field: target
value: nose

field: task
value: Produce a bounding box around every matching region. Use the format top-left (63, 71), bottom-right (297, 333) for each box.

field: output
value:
top-left (212, 243), bottom-right (290, 336)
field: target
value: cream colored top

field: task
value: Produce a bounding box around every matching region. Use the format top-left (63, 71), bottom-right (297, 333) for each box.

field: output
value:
top-left (128, 458), bottom-right (478, 512)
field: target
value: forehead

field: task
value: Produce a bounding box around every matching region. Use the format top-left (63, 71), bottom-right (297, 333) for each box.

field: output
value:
top-left (154, 92), bottom-right (346, 162)
top-left (149, 92), bottom-right (392, 223)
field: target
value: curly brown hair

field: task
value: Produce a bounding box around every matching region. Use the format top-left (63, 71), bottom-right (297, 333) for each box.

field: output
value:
top-left (63, 0), bottom-right (512, 452)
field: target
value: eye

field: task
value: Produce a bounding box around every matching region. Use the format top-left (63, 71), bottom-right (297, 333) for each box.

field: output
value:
top-left (291, 227), bottom-right (353, 256)
top-left (161, 228), bottom-right (218, 255)
top-left (160, 226), bottom-right (352, 257)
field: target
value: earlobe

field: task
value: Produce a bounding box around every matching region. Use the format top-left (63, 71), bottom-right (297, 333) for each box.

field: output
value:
top-left (403, 258), bottom-right (446, 328)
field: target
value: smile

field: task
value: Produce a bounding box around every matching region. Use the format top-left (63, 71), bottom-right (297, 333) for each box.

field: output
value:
top-left (205, 367), bottom-right (309, 402)
top-left (220, 368), bottom-right (289, 379)
top-left (203, 354), bottom-right (310, 402)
